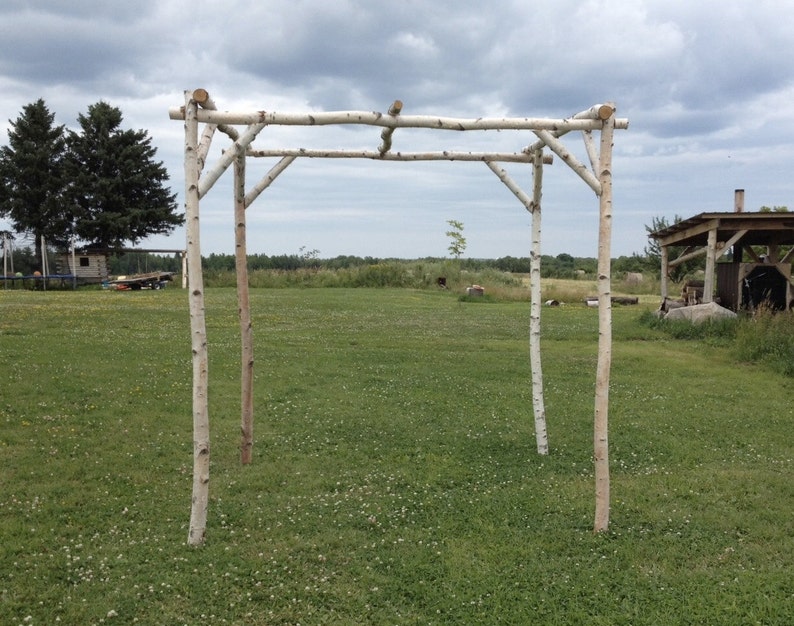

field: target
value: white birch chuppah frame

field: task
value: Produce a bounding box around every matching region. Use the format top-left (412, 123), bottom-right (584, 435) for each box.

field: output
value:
top-left (169, 89), bottom-right (628, 545)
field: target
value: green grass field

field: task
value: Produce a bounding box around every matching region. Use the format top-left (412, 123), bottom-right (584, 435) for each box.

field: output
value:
top-left (1, 287), bottom-right (793, 624)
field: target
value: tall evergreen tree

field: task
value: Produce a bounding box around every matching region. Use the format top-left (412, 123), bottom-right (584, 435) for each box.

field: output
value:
top-left (65, 101), bottom-right (182, 250)
top-left (0, 99), bottom-right (69, 261)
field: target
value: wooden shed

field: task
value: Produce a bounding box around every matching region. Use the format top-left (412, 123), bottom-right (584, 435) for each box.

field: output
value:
top-left (650, 192), bottom-right (794, 311)
top-left (55, 249), bottom-right (109, 283)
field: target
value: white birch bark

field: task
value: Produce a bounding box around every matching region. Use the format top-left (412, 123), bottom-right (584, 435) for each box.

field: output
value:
top-left (378, 100), bottom-right (403, 154)
top-left (192, 89), bottom-right (238, 134)
top-left (246, 148), bottom-right (549, 163)
top-left (235, 154), bottom-right (254, 465)
top-left (532, 130), bottom-right (601, 195)
top-left (529, 150), bottom-right (548, 455)
top-left (169, 106), bottom-right (628, 133)
top-left (582, 130), bottom-right (599, 173)
top-left (485, 161), bottom-right (535, 209)
top-left (185, 92), bottom-right (211, 546)
top-left (523, 104), bottom-right (623, 154)
top-left (198, 122), bottom-right (266, 199)
top-left (593, 110), bottom-right (616, 533)
top-left (245, 156), bottom-right (296, 208)
top-left (484, 159), bottom-right (549, 455)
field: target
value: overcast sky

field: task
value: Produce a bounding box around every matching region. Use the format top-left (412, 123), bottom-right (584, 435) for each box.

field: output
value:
top-left (2, 0), bottom-right (793, 259)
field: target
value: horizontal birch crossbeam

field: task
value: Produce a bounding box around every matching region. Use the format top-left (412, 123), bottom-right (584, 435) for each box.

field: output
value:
top-left (245, 148), bottom-right (554, 164)
top-left (169, 106), bottom-right (628, 133)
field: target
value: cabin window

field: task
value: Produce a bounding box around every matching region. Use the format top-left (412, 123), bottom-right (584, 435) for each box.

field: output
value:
top-left (79, 257), bottom-right (90, 267)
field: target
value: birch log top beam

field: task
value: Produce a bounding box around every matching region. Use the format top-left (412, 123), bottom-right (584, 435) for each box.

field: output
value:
top-left (169, 106), bottom-right (628, 133)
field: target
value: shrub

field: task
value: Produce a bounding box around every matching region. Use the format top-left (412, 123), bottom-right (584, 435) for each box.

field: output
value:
top-left (638, 308), bottom-right (738, 343)
top-left (734, 307), bottom-right (794, 376)
top-left (640, 306), bottom-right (794, 376)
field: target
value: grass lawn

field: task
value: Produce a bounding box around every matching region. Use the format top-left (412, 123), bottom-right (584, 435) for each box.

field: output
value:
top-left (1, 287), bottom-right (793, 624)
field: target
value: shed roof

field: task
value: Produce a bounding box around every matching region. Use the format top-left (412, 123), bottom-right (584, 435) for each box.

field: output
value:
top-left (649, 212), bottom-right (794, 248)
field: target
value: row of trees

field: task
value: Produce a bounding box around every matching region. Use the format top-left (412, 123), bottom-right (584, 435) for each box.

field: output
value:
top-left (199, 251), bottom-right (652, 278)
top-left (0, 247), bottom-right (661, 279)
top-left (0, 99), bottom-right (182, 261)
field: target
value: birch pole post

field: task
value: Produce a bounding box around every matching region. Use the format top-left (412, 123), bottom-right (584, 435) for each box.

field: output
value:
top-left (529, 149), bottom-right (548, 455)
top-left (593, 106), bottom-right (616, 533)
top-left (484, 158), bottom-right (550, 455)
top-left (235, 153), bottom-right (254, 465)
top-left (185, 91), bottom-right (211, 546)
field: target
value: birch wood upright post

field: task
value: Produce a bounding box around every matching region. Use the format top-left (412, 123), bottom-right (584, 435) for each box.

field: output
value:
top-left (484, 158), bottom-right (550, 454)
top-left (529, 149), bottom-right (548, 455)
top-left (593, 106), bottom-right (616, 533)
top-left (185, 91), bottom-right (211, 546)
top-left (235, 153), bottom-right (255, 465)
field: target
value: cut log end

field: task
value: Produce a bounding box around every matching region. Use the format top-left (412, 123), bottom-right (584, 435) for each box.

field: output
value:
top-left (597, 104), bottom-right (615, 120)
top-left (193, 88), bottom-right (210, 104)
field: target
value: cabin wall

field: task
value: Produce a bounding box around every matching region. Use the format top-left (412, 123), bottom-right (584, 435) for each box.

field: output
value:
top-left (56, 253), bottom-right (109, 282)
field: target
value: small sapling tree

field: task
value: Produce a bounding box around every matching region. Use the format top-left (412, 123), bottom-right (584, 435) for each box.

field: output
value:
top-left (446, 219), bottom-right (466, 259)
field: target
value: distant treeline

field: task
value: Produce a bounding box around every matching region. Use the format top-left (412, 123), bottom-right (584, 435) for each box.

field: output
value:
top-left (4, 247), bottom-right (656, 279)
top-left (107, 251), bottom-right (655, 279)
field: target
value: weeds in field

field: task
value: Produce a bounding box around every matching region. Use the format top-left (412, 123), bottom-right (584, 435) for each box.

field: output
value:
top-left (638, 308), bottom-right (738, 343)
top-left (735, 307), bottom-right (794, 376)
top-left (640, 305), bottom-right (794, 376)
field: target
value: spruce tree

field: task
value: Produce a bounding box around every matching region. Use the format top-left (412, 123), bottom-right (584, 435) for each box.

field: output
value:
top-left (0, 99), bottom-right (69, 260)
top-left (65, 101), bottom-right (182, 250)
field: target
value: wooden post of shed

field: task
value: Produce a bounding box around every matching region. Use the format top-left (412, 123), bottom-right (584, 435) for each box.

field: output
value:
top-left (703, 227), bottom-right (717, 303)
